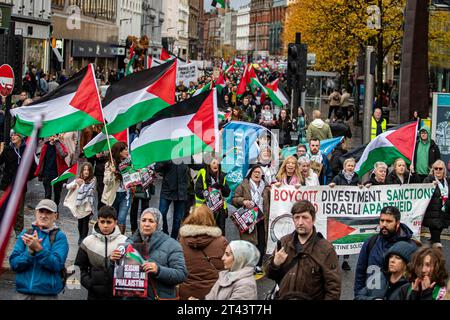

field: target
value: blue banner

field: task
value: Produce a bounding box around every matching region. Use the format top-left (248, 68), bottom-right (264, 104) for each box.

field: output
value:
top-left (281, 136), bottom-right (344, 159)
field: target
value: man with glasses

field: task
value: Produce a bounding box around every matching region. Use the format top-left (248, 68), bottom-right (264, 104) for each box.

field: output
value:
top-left (411, 126), bottom-right (441, 182)
top-left (9, 199), bottom-right (69, 300)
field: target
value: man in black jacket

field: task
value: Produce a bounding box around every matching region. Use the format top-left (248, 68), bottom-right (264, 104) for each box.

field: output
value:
top-left (330, 111), bottom-right (352, 139)
top-left (155, 160), bottom-right (189, 239)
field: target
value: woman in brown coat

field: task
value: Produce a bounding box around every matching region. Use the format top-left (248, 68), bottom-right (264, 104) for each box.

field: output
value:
top-left (178, 205), bottom-right (228, 300)
top-left (232, 165), bottom-right (270, 273)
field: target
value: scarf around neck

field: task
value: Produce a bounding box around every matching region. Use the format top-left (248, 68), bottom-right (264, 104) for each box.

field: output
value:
top-left (249, 179), bottom-right (265, 212)
top-left (343, 170), bottom-right (355, 184)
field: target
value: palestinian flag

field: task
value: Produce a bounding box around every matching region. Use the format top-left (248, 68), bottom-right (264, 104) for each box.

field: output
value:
top-left (212, 0), bottom-right (225, 8)
top-left (193, 82), bottom-right (212, 96)
top-left (356, 121), bottom-right (418, 176)
top-left (218, 111), bottom-right (230, 122)
top-left (266, 78), bottom-right (289, 107)
top-left (146, 55), bottom-right (152, 69)
top-left (234, 58), bottom-right (244, 67)
top-left (51, 163), bottom-right (78, 186)
top-left (83, 129), bottom-right (128, 158)
top-left (224, 61), bottom-right (235, 74)
top-left (160, 48), bottom-right (171, 61)
top-left (11, 64), bottom-right (103, 138)
top-left (237, 64), bottom-right (267, 97)
top-left (215, 73), bottom-right (226, 93)
top-left (103, 59), bottom-right (177, 134)
top-left (327, 217), bottom-right (379, 244)
top-left (125, 54), bottom-right (136, 76)
top-left (124, 244), bottom-right (146, 265)
top-left (131, 89), bottom-right (219, 169)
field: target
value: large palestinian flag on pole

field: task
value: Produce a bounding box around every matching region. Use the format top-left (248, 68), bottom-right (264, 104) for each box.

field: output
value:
top-left (103, 59), bottom-right (177, 134)
top-left (83, 129), bottom-right (128, 158)
top-left (11, 64), bottom-right (103, 138)
top-left (237, 64), bottom-right (268, 97)
top-left (356, 121), bottom-right (418, 176)
top-left (266, 78), bottom-right (289, 107)
top-left (131, 89), bottom-right (219, 169)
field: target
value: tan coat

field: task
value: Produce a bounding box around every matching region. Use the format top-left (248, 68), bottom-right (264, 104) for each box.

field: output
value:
top-left (232, 179), bottom-right (270, 246)
top-left (205, 266), bottom-right (257, 300)
top-left (178, 224), bottom-right (228, 300)
top-left (101, 162), bottom-right (120, 206)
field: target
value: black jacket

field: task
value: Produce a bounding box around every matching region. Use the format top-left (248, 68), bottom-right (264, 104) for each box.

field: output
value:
top-left (364, 174), bottom-right (386, 186)
top-left (330, 120), bottom-right (352, 139)
top-left (385, 171), bottom-right (417, 185)
top-left (194, 168), bottom-right (231, 201)
top-left (413, 139), bottom-right (441, 172)
top-left (155, 161), bottom-right (189, 201)
top-left (422, 175), bottom-right (450, 229)
top-left (330, 146), bottom-right (348, 177)
top-left (332, 171), bottom-right (360, 186)
top-left (277, 118), bottom-right (292, 146)
top-left (0, 142), bottom-right (34, 191)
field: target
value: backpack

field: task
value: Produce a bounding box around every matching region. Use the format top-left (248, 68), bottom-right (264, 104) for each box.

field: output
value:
top-left (26, 228), bottom-right (68, 292)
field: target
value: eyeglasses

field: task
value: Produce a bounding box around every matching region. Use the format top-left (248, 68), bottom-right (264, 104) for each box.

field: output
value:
top-left (434, 167), bottom-right (444, 171)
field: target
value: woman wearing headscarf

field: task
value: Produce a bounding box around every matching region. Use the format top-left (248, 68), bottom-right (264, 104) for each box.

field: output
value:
top-left (178, 205), bottom-right (228, 300)
top-left (112, 208), bottom-right (187, 299)
top-left (232, 165), bottom-right (270, 273)
top-left (189, 240), bottom-right (260, 300)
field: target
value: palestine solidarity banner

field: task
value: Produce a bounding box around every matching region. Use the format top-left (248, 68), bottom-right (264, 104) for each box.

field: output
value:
top-left (267, 184), bottom-right (435, 255)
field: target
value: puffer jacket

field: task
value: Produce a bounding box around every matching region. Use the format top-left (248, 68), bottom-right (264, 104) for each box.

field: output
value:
top-left (422, 175), bottom-right (450, 229)
top-left (9, 225), bottom-right (69, 296)
top-left (354, 223), bottom-right (417, 295)
top-left (385, 171), bottom-right (416, 185)
top-left (74, 224), bottom-right (128, 300)
top-left (204, 266), bottom-right (257, 300)
top-left (264, 228), bottom-right (341, 300)
top-left (178, 224), bottom-right (228, 300)
top-left (129, 230), bottom-right (187, 299)
top-left (232, 178), bottom-right (271, 246)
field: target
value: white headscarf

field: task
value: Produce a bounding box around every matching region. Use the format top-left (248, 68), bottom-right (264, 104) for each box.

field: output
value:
top-left (141, 207), bottom-right (163, 232)
top-left (228, 240), bottom-right (260, 272)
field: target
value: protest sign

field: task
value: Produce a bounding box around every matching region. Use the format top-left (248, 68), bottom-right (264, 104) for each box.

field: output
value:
top-left (113, 243), bottom-right (148, 298)
top-left (204, 187), bottom-right (224, 213)
top-left (230, 206), bottom-right (262, 233)
top-left (177, 62), bottom-right (199, 85)
top-left (267, 184), bottom-right (435, 255)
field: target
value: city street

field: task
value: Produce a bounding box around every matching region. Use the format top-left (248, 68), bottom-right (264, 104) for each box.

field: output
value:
top-left (1, 176), bottom-right (450, 300)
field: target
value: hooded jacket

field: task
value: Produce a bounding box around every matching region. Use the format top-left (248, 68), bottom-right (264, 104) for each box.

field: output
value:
top-left (129, 230), bottom-right (187, 299)
top-left (10, 225), bottom-right (69, 296)
top-left (354, 241), bottom-right (417, 300)
top-left (264, 228), bottom-right (341, 300)
top-left (354, 223), bottom-right (417, 295)
top-left (413, 126), bottom-right (441, 175)
top-left (178, 224), bottom-right (228, 300)
top-left (74, 224), bottom-right (128, 300)
top-left (306, 119), bottom-right (333, 142)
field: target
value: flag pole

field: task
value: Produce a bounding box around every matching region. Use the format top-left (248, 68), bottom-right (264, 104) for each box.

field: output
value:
top-left (407, 119), bottom-right (420, 184)
top-left (90, 63), bottom-right (115, 166)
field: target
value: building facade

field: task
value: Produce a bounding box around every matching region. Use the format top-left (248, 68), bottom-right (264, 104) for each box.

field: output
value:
top-left (177, 0), bottom-right (189, 59)
top-left (161, 0), bottom-right (178, 54)
top-left (249, 0), bottom-right (271, 58)
top-left (9, 0), bottom-right (52, 74)
top-left (50, 0), bottom-right (120, 75)
top-left (269, 0), bottom-right (287, 57)
top-left (203, 10), bottom-right (221, 59)
top-left (236, 5), bottom-right (250, 54)
top-left (188, 0), bottom-right (200, 59)
top-left (117, 0), bottom-right (141, 46)
top-left (142, 0), bottom-right (164, 57)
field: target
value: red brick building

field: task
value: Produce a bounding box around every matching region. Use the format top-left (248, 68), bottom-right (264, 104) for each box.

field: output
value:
top-left (269, 1), bottom-right (287, 56)
top-left (249, 0), bottom-right (272, 56)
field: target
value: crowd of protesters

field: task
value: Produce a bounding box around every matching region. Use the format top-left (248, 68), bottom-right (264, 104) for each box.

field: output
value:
top-left (2, 59), bottom-right (450, 301)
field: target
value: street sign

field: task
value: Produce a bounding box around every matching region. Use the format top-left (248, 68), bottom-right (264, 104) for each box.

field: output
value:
top-left (0, 64), bottom-right (14, 97)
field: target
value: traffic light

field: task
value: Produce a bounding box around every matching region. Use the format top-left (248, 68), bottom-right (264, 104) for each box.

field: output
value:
top-left (298, 43), bottom-right (307, 91)
top-left (287, 42), bottom-right (300, 90)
